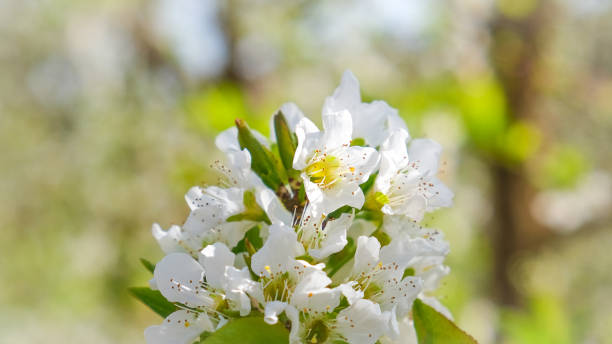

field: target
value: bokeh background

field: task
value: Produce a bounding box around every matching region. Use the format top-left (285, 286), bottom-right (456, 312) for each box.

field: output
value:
top-left (1, 0), bottom-right (611, 343)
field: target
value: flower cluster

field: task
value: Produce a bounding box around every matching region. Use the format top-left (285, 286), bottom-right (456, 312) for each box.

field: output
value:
top-left (144, 71), bottom-right (454, 344)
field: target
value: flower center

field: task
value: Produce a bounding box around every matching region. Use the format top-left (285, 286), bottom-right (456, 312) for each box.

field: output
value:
top-left (261, 271), bottom-right (295, 302)
top-left (305, 155), bottom-right (342, 189)
top-left (305, 319), bottom-right (330, 343)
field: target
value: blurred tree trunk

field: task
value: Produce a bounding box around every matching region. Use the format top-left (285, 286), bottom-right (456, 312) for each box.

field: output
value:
top-left (488, 1), bottom-right (554, 306)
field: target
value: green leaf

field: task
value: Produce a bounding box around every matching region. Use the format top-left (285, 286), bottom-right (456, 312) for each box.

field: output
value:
top-left (273, 111), bottom-right (299, 178)
top-left (140, 258), bottom-right (155, 274)
top-left (402, 267), bottom-right (415, 279)
top-left (371, 227), bottom-right (391, 247)
top-left (350, 137), bottom-right (366, 146)
top-left (359, 171), bottom-right (377, 194)
top-left (413, 298), bottom-right (477, 344)
top-left (235, 119), bottom-right (285, 190)
top-left (129, 287), bottom-right (176, 318)
top-left (226, 191), bottom-right (271, 224)
top-left (327, 205), bottom-right (353, 220)
top-left (232, 225), bottom-right (263, 255)
top-left (200, 317), bottom-right (289, 344)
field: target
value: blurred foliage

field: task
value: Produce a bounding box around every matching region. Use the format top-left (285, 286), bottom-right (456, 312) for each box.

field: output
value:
top-left (501, 295), bottom-right (572, 344)
top-left (535, 145), bottom-right (589, 189)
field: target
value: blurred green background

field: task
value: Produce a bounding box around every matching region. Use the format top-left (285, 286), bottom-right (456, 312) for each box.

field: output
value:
top-left (1, 0), bottom-right (611, 343)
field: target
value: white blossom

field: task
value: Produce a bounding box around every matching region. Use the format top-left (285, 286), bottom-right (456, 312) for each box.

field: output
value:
top-left (144, 310), bottom-right (214, 344)
top-left (142, 70), bottom-right (457, 344)
top-left (334, 299), bottom-right (392, 344)
top-left (374, 129), bottom-right (453, 221)
top-left (293, 111), bottom-right (379, 215)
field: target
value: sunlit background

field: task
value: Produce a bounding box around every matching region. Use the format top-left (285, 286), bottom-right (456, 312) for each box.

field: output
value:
top-left (1, 0), bottom-right (611, 343)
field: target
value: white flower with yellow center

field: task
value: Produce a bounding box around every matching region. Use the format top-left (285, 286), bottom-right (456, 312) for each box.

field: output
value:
top-left (344, 235), bottom-right (425, 339)
top-left (250, 223), bottom-right (347, 343)
top-left (139, 71), bottom-right (464, 344)
top-left (148, 246), bottom-right (263, 344)
top-left (293, 111), bottom-right (379, 215)
top-left (374, 129), bottom-right (453, 221)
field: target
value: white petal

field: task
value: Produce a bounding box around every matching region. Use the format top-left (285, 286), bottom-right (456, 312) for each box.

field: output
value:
top-left (353, 101), bottom-right (394, 147)
top-left (380, 129), bottom-right (410, 170)
top-left (225, 149), bottom-right (253, 185)
top-left (217, 221), bottom-right (256, 249)
top-left (198, 243), bottom-right (235, 290)
top-left (387, 305), bottom-right (400, 340)
top-left (337, 281), bottom-right (364, 305)
top-left (336, 299), bottom-right (390, 344)
top-left (200, 186), bottom-right (244, 214)
top-left (183, 186), bottom-right (243, 233)
top-left (224, 266), bottom-right (261, 316)
top-left (154, 253), bottom-right (213, 308)
top-left (426, 177), bottom-right (454, 209)
top-left (308, 212), bottom-right (352, 260)
top-left (144, 310), bottom-right (213, 344)
top-left (152, 223), bottom-right (185, 254)
top-left (293, 117), bottom-right (321, 170)
top-left (393, 194), bottom-right (428, 221)
top-left (385, 107), bottom-right (409, 139)
top-left (381, 276), bottom-right (422, 317)
top-left (382, 216), bottom-right (450, 256)
top-left (251, 224), bottom-right (302, 276)
top-left (408, 138), bottom-right (442, 176)
top-left (284, 305), bottom-right (301, 344)
top-left (353, 236), bottom-right (381, 275)
top-left (149, 277), bottom-right (158, 290)
top-left (256, 187), bottom-right (292, 225)
top-left (323, 70), bottom-right (361, 115)
top-left (215, 127), bottom-right (240, 153)
top-left (306, 177), bottom-right (365, 216)
top-left (419, 261), bottom-right (450, 292)
top-left (419, 296), bottom-right (453, 321)
top-left (292, 269), bottom-right (340, 314)
top-left (380, 235), bottom-right (424, 269)
top-left (264, 301), bottom-right (287, 324)
top-left (321, 110), bottom-right (352, 149)
top-left (340, 146), bottom-right (380, 184)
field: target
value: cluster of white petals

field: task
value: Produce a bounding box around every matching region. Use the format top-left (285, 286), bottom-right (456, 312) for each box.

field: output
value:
top-left (144, 71), bottom-right (454, 344)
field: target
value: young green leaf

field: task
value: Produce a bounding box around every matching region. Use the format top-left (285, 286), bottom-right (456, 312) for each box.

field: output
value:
top-left (412, 298), bottom-right (478, 344)
top-left (231, 225), bottom-right (264, 254)
top-left (200, 317), bottom-right (289, 344)
top-left (129, 287), bottom-right (176, 318)
top-left (140, 258), bottom-right (155, 274)
top-left (359, 171), bottom-right (377, 194)
top-left (235, 119), bottom-right (285, 190)
top-left (273, 111), bottom-right (299, 177)
top-left (226, 191), bottom-right (271, 224)
top-left (327, 205), bottom-right (353, 220)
